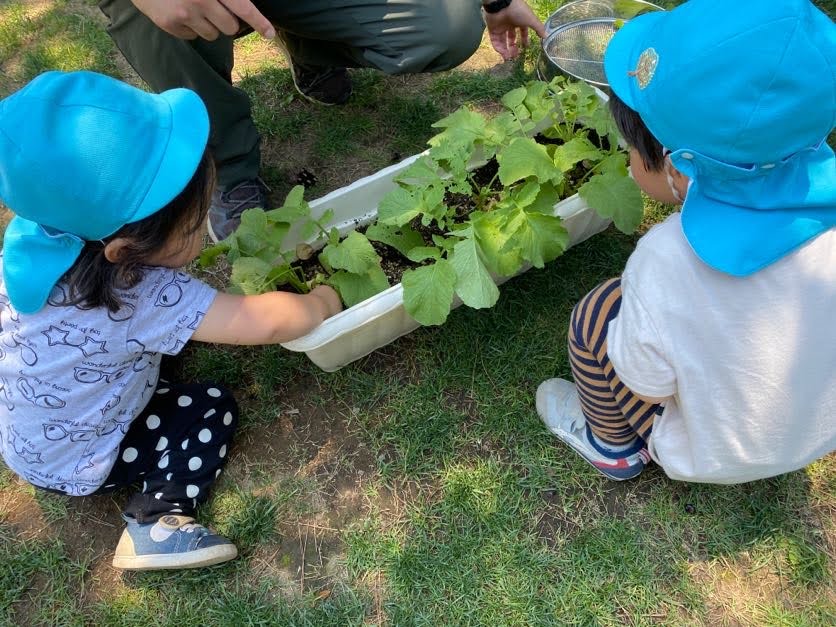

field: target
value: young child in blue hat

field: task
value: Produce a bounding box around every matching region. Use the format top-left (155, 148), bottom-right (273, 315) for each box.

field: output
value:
top-left (0, 70), bottom-right (342, 570)
top-left (536, 0), bottom-right (836, 483)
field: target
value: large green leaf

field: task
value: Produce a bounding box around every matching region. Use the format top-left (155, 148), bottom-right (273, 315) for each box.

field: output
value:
top-left (497, 137), bottom-right (560, 186)
top-left (595, 152), bottom-right (629, 177)
top-left (402, 260), bottom-right (457, 326)
top-left (233, 208), bottom-right (289, 261)
top-left (266, 185), bottom-right (309, 223)
top-left (553, 137), bottom-right (603, 173)
top-left (525, 181), bottom-right (563, 216)
top-left (365, 223), bottom-right (425, 257)
top-left (378, 186), bottom-right (422, 226)
top-left (523, 80), bottom-right (555, 126)
top-left (579, 171), bottom-right (644, 233)
top-left (328, 266), bottom-right (390, 308)
top-left (502, 209), bottom-right (569, 268)
top-left (509, 181), bottom-right (541, 210)
top-left (500, 86), bottom-right (527, 110)
top-left (471, 210), bottom-right (523, 277)
top-left (230, 257), bottom-right (275, 295)
top-left (483, 111), bottom-right (520, 156)
top-left (428, 140), bottom-right (472, 181)
top-left (449, 234), bottom-right (500, 310)
top-left (418, 182), bottom-right (448, 227)
top-left (319, 231), bottom-right (379, 274)
top-left (429, 107), bottom-right (488, 149)
top-left (396, 156), bottom-right (443, 186)
top-left (406, 246), bottom-right (441, 263)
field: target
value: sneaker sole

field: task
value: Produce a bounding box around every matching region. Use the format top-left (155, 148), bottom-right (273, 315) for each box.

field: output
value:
top-left (206, 213), bottom-right (222, 244)
top-left (543, 422), bottom-right (644, 482)
top-left (112, 544), bottom-right (238, 571)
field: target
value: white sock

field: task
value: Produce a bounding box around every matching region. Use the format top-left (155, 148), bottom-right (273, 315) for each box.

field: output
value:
top-left (587, 429), bottom-right (636, 454)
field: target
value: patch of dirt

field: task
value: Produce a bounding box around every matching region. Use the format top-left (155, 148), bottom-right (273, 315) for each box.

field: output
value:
top-left (227, 383), bottom-right (380, 593)
top-left (1, 480), bottom-right (126, 603)
top-left (686, 555), bottom-right (830, 626)
top-left (0, 380), bottom-right (383, 605)
top-left (535, 468), bottom-right (663, 545)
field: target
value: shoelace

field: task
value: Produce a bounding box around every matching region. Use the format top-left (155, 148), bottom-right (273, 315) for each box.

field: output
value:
top-left (219, 177), bottom-right (271, 219)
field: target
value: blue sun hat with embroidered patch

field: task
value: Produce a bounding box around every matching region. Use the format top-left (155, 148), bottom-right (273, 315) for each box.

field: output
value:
top-left (604, 0), bottom-right (836, 276)
top-left (0, 70), bottom-right (210, 313)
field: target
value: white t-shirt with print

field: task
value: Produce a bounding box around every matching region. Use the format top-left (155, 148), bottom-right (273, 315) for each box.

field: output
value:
top-left (0, 263), bottom-right (216, 495)
top-left (607, 214), bottom-right (836, 484)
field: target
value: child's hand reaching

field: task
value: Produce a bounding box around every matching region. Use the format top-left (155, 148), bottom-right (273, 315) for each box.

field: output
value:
top-left (192, 285), bottom-right (344, 346)
top-left (309, 285), bottom-right (343, 321)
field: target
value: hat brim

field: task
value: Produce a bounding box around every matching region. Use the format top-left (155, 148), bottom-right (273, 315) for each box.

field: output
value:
top-left (603, 10), bottom-right (666, 108)
top-left (134, 88), bottom-right (210, 221)
top-left (680, 144), bottom-right (836, 276)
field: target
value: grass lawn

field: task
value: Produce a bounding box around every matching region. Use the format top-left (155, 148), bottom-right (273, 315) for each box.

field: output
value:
top-left (1, 1), bottom-right (835, 625)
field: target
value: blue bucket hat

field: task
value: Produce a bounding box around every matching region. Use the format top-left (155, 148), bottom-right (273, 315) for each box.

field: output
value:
top-left (0, 71), bottom-right (210, 313)
top-left (604, 0), bottom-right (836, 276)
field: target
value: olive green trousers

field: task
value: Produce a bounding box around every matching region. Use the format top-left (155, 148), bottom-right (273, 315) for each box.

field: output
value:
top-left (98, 0), bottom-right (484, 187)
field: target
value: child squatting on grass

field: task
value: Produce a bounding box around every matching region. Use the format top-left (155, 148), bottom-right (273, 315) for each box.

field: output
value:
top-left (0, 71), bottom-right (342, 570)
top-left (536, 0), bottom-right (836, 483)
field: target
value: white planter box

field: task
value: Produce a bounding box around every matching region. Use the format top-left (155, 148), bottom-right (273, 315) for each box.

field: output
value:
top-left (279, 152), bottom-right (612, 371)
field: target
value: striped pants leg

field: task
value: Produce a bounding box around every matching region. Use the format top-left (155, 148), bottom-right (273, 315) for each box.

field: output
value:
top-left (568, 278), bottom-right (661, 445)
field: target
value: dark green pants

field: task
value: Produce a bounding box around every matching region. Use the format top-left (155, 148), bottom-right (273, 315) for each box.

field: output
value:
top-left (98, 0), bottom-right (484, 187)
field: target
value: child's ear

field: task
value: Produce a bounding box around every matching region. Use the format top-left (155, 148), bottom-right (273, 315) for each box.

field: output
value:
top-left (103, 238), bottom-right (132, 264)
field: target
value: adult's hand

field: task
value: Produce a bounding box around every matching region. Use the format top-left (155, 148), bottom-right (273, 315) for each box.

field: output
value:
top-left (132, 0), bottom-right (275, 41)
top-left (484, 0), bottom-right (546, 61)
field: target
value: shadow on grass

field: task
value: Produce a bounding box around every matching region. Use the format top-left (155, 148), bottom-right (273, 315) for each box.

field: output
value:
top-left (0, 1), bottom-right (120, 95)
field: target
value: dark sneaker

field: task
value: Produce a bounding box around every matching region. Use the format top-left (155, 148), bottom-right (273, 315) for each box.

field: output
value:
top-left (207, 178), bottom-right (269, 243)
top-left (536, 378), bottom-right (650, 481)
top-left (276, 33), bottom-right (352, 105)
top-left (290, 63), bottom-right (352, 106)
top-left (112, 514), bottom-right (237, 570)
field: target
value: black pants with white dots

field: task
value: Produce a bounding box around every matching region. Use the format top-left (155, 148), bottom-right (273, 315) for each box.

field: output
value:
top-left (93, 381), bottom-right (239, 523)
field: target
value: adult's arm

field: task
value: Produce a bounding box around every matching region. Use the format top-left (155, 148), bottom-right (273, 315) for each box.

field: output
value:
top-left (483, 0), bottom-right (546, 61)
top-left (132, 0), bottom-right (275, 41)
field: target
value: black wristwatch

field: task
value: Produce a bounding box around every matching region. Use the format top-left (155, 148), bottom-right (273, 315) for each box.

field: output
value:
top-left (482, 0), bottom-right (513, 14)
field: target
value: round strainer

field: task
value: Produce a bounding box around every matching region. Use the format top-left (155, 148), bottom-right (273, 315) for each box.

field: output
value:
top-left (539, 0), bottom-right (663, 87)
top-left (542, 18), bottom-right (618, 87)
top-left (545, 0), bottom-right (617, 34)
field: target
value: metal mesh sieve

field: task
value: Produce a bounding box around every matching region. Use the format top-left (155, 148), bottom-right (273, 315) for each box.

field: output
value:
top-left (542, 19), bottom-right (619, 86)
top-left (545, 0), bottom-right (616, 34)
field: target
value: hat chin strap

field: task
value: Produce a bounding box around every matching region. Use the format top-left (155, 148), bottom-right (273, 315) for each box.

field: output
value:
top-left (2, 217), bottom-right (85, 314)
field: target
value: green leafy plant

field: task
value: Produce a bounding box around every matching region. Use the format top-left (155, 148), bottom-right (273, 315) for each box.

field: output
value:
top-left (199, 185), bottom-right (389, 307)
top-left (202, 77), bottom-right (643, 325)
top-left (375, 77), bottom-right (643, 324)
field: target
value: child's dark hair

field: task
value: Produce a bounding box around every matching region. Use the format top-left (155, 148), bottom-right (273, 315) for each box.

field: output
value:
top-left (62, 149), bottom-right (215, 313)
top-left (608, 92), bottom-right (665, 172)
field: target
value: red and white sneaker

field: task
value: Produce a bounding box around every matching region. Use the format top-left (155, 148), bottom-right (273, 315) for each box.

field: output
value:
top-left (536, 378), bottom-right (650, 481)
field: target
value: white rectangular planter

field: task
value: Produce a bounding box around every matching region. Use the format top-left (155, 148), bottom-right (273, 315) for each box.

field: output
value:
top-left (279, 153), bottom-right (612, 372)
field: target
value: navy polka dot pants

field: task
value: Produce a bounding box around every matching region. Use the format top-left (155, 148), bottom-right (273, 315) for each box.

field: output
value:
top-left (93, 381), bottom-right (239, 523)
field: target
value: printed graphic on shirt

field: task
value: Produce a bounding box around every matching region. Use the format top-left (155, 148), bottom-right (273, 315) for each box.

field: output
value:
top-left (0, 377), bottom-right (15, 411)
top-left (155, 271), bottom-right (191, 308)
top-left (0, 264), bottom-right (216, 494)
top-left (42, 325), bottom-right (109, 357)
top-left (47, 283), bottom-right (136, 323)
top-left (7, 425), bottom-right (43, 464)
top-left (17, 376), bottom-right (66, 409)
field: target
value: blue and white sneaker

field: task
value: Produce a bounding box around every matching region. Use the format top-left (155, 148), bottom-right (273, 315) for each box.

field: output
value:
top-left (112, 514), bottom-right (237, 570)
top-left (536, 378), bottom-right (650, 481)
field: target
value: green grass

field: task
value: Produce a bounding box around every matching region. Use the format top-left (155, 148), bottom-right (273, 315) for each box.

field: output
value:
top-left (1, 1), bottom-right (835, 625)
